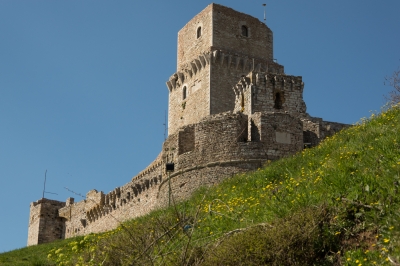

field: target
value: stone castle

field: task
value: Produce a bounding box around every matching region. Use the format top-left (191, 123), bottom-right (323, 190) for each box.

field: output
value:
top-left (27, 3), bottom-right (347, 246)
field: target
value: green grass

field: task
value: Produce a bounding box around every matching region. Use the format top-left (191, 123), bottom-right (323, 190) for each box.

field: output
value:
top-left (2, 104), bottom-right (400, 265)
top-left (0, 238), bottom-right (77, 266)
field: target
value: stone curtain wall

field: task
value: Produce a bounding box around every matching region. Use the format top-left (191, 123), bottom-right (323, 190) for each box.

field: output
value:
top-left (178, 125), bottom-right (195, 155)
top-left (157, 163), bottom-right (262, 205)
top-left (39, 111), bottom-right (306, 242)
top-left (303, 118), bottom-right (350, 147)
top-left (250, 112), bottom-right (303, 159)
top-left (57, 156), bottom-right (164, 238)
top-left (28, 108), bottom-right (347, 245)
top-left (157, 111), bottom-right (304, 205)
top-left (46, 110), bottom-right (346, 242)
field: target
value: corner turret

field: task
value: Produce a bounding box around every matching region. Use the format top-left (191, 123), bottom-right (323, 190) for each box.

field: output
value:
top-left (27, 198), bottom-right (66, 246)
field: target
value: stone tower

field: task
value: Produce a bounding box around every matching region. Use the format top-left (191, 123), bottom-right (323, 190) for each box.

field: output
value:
top-left (27, 198), bottom-right (66, 246)
top-left (166, 4), bottom-right (284, 135)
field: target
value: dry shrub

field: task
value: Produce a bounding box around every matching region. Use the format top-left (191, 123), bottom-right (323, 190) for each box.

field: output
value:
top-left (201, 206), bottom-right (339, 266)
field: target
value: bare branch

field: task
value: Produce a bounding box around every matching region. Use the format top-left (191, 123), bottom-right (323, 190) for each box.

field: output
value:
top-left (385, 67), bottom-right (400, 104)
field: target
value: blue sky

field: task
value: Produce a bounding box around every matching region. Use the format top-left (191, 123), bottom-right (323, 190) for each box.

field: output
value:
top-left (0, 0), bottom-right (399, 253)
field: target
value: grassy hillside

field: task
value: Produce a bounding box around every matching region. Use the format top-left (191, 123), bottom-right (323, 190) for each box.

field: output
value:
top-left (0, 238), bottom-right (76, 266)
top-left (2, 105), bottom-right (400, 265)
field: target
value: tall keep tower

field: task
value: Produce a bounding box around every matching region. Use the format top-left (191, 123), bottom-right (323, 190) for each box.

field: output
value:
top-left (166, 4), bottom-right (284, 135)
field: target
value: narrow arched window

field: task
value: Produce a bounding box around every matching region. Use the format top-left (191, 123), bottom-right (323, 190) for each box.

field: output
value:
top-left (241, 25), bottom-right (248, 37)
top-left (274, 92), bottom-right (282, 109)
top-left (197, 27), bottom-right (202, 39)
top-left (183, 86), bottom-right (187, 100)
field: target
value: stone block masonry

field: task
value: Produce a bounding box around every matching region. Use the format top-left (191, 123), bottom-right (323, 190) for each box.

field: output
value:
top-left (27, 199), bottom-right (66, 246)
top-left (168, 4), bottom-right (281, 135)
top-left (27, 3), bottom-right (349, 245)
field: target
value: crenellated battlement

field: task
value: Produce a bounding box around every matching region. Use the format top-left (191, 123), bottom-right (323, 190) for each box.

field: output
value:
top-left (56, 165), bottom-right (165, 239)
top-left (232, 71), bottom-right (306, 118)
top-left (132, 153), bottom-right (163, 181)
top-left (210, 49), bottom-right (283, 74)
top-left (167, 48), bottom-right (285, 93)
top-left (166, 52), bottom-right (211, 92)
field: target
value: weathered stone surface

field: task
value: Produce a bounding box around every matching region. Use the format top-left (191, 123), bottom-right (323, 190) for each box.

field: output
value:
top-left (27, 3), bottom-right (349, 246)
top-left (276, 132), bottom-right (292, 144)
top-left (27, 199), bottom-right (66, 246)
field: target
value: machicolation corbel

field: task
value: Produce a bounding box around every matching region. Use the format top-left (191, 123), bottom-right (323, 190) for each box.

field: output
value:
top-left (212, 50), bottom-right (219, 63)
top-left (177, 72), bottom-right (184, 84)
top-left (242, 57), bottom-right (248, 71)
top-left (255, 63), bottom-right (261, 72)
top-left (169, 76), bottom-right (176, 89)
top-left (190, 62), bottom-right (197, 74)
top-left (235, 56), bottom-right (240, 70)
top-left (227, 55), bottom-right (232, 68)
top-left (199, 55), bottom-right (206, 68)
top-left (220, 52), bottom-right (225, 65)
top-left (166, 81), bottom-right (173, 92)
top-left (203, 52), bottom-right (211, 64)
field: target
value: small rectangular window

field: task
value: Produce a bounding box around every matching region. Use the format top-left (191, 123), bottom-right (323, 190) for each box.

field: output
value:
top-left (241, 25), bottom-right (248, 37)
top-left (197, 27), bottom-right (202, 38)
